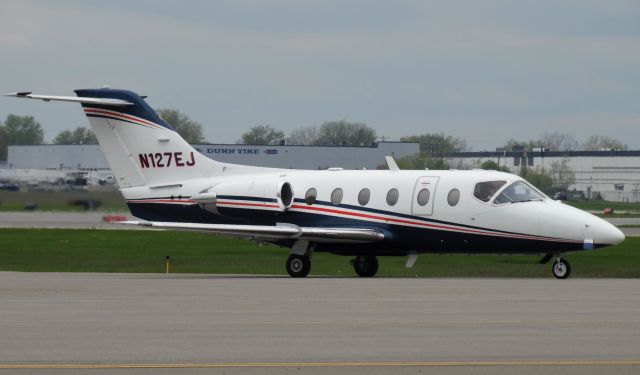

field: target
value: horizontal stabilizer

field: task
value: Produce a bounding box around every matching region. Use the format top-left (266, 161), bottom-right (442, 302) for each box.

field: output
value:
top-left (4, 92), bottom-right (133, 106)
top-left (121, 221), bottom-right (384, 243)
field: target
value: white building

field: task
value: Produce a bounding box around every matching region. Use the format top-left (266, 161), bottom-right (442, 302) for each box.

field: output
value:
top-left (444, 151), bottom-right (640, 202)
top-left (7, 145), bottom-right (640, 202)
top-left (7, 145), bottom-right (110, 172)
top-left (7, 142), bottom-right (419, 171)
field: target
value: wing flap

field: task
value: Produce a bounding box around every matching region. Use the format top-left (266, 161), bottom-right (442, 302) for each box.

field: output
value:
top-left (121, 221), bottom-right (384, 243)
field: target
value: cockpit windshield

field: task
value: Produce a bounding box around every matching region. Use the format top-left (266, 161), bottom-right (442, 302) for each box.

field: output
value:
top-left (493, 181), bottom-right (545, 204)
top-left (474, 181), bottom-right (507, 202)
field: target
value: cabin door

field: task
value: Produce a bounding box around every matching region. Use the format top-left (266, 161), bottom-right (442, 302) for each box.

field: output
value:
top-left (412, 176), bottom-right (439, 216)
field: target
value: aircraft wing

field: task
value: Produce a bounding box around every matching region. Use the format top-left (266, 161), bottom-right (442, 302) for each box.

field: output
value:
top-left (121, 221), bottom-right (384, 243)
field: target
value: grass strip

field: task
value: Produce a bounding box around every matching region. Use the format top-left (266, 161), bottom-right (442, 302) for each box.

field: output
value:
top-left (0, 228), bottom-right (638, 277)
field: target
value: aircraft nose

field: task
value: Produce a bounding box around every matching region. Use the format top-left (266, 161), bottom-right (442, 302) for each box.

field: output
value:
top-left (592, 219), bottom-right (625, 246)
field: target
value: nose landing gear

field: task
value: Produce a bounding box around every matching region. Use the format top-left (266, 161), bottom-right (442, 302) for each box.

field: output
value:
top-left (551, 257), bottom-right (571, 279)
top-left (540, 252), bottom-right (572, 279)
top-left (351, 255), bottom-right (379, 277)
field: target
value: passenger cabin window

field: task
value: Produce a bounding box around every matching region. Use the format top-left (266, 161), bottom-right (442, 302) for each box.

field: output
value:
top-left (447, 189), bottom-right (460, 206)
top-left (305, 188), bottom-right (317, 205)
top-left (416, 188), bottom-right (430, 206)
top-left (358, 188), bottom-right (370, 206)
top-left (494, 181), bottom-right (544, 204)
top-left (386, 188), bottom-right (399, 206)
top-left (331, 188), bottom-right (343, 206)
top-left (473, 181), bottom-right (507, 202)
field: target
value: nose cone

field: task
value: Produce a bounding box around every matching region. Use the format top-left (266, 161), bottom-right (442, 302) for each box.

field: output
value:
top-left (592, 218), bottom-right (625, 246)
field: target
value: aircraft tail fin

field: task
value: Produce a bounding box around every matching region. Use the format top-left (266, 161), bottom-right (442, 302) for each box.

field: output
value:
top-left (5, 88), bottom-right (230, 188)
top-left (72, 88), bottom-right (227, 188)
top-left (5, 88), bottom-right (276, 188)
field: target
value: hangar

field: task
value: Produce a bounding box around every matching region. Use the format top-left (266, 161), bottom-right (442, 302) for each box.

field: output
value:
top-left (6, 142), bottom-right (419, 171)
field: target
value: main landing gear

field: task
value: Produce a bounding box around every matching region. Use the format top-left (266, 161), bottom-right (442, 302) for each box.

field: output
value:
top-left (286, 254), bottom-right (311, 278)
top-left (285, 239), bottom-right (379, 278)
top-left (351, 255), bottom-right (379, 277)
top-left (285, 254), bottom-right (380, 278)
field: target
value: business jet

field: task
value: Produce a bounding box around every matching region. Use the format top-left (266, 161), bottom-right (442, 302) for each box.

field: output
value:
top-left (6, 88), bottom-right (625, 279)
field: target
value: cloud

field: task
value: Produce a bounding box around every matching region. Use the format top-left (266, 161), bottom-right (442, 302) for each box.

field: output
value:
top-left (0, 0), bottom-right (638, 149)
top-left (0, 32), bottom-right (27, 47)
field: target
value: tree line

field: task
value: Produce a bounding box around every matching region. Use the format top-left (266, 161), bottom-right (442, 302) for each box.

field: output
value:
top-left (0, 108), bottom-right (631, 169)
top-left (0, 109), bottom-right (205, 161)
top-left (239, 121), bottom-right (377, 147)
top-left (503, 131), bottom-right (628, 152)
top-left (0, 108), bottom-right (620, 197)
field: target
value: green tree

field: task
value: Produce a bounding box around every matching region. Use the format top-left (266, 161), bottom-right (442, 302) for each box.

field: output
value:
top-left (0, 126), bottom-right (8, 161)
top-left (390, 154), bottom-right (449, 170)
top-left (3, 114), bottom-right (44, 145)
top-left (287, 121), bottom-right (376, 146)
top-left (503, 138), bottom-right (538, 151)
top-left (549, 157), bottom-right (575, 191)
top-left (156, 108), bottom-right (205, 143)
top-left (53, 127), bottom-right (98, 145)
top-left (582, 135), bottom-right (628, 151)
top-left (479, 160), bottom-right (510, 173)
top-left (520, 167), bottom-right (553, 193)
top-left (315, 120), bottom-right (377, 146)
top-left (239, 125), bottom-right (285, 145)
top-left (503, 132), bottom-right (578, 152)
top-left (387, 132), bottom-right (466, 171)
top-left (400, 133), bottom-right (467, 155)
top-left (538, 132), bottom-right (578, 151)
top-left (0, 115), bottom-right (44, 161)
top-left (288, 125), bottom-right (319, 145)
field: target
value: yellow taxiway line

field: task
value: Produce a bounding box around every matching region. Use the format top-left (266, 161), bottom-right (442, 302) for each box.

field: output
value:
top-left (1, 360), bottom-right (639, 369)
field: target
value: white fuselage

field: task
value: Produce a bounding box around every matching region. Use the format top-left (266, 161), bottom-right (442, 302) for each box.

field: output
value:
top-left (121, 168), bottom-right (624, 255)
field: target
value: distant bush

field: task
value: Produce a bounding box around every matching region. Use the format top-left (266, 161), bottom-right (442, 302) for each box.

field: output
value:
top-left (68, 199), bottom-right (102, 210)
top-left (24, 202), bottom-right (38, 211)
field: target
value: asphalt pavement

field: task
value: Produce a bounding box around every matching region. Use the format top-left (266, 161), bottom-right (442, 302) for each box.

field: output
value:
top-left (0, 273), bottom-right (638, 374)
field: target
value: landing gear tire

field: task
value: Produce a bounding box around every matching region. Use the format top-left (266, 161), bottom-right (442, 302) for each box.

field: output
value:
top-left (352, 255), bottom-right (379, 277)
top-left (286, 254), bottom-right (311, 278)
top-left (552, 258), bottom-right (571, 279)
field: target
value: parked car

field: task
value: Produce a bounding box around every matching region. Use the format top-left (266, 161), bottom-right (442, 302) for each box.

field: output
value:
top-left (553, 191), bottom-right (586, 201)
top-left (552, 192), bottom-right (567, 201)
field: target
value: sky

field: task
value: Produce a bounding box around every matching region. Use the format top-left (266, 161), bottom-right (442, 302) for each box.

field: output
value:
top-left (1, 0), bottom-right (639, 150)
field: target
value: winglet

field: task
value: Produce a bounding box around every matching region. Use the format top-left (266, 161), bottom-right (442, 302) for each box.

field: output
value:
top-left (385, 156), bottom-right (400, 171)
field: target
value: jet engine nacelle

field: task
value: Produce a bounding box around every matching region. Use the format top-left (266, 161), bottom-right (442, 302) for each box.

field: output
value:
top-left (191, 179), bottom-right (294, 216)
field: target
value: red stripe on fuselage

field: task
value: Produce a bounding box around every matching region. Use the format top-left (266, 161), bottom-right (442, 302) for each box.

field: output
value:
top-left (125, 198), bottom-right (580, 243)
top-left (217, 200), bottom-right (280, 209)
top-left (127, 199), bottom-right (194, 204)
top-left (84, 108), bottom-right (161, 129)
top-left (289, 204), bottom-right (579, 243)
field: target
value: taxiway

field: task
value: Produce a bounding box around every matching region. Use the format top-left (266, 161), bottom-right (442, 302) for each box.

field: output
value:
top-left (0, 273), bottom-right (638, 374)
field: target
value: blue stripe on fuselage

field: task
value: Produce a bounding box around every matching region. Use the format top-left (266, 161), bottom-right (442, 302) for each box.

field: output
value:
top-left (127, 195), bottom-right (572, 243)
top-left (126, 201), bottom-right (586, 254)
